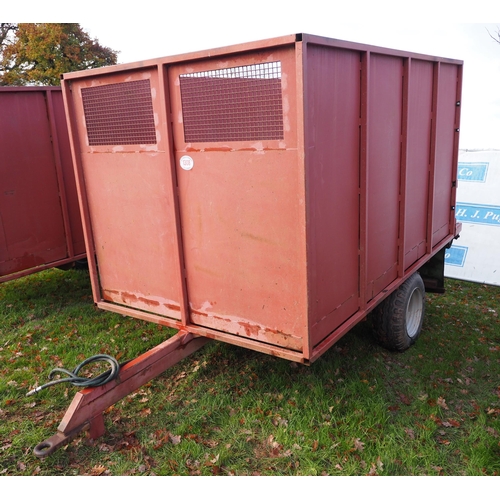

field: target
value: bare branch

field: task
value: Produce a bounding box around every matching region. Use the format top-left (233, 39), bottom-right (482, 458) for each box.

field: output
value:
top-left (0, 23), bottom-right (17, 46)
top-left (486, 26), bottom-right (500, 45)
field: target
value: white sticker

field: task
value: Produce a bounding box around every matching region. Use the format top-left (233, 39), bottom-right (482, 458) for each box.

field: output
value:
top-left (180, 155), bottom-right (194, 171)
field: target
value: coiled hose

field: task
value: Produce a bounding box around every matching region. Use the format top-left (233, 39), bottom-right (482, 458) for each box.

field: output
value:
top-left (27, 354), bottom-right (120, 396)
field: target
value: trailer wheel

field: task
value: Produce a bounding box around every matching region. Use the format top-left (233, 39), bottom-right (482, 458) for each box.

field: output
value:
top-left (372, 272), bottom-right (425, 352)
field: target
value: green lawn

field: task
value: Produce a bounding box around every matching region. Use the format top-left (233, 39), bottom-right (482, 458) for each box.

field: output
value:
top-left (0, 268), bottom-right (499, 476)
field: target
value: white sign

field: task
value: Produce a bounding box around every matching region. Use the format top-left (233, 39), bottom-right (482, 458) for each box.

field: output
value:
top-left (445, 149), bottom-right (500, 286)
top-left (180, 155), bottom-right (194, 171)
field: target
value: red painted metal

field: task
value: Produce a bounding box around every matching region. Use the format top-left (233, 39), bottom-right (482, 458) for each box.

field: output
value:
top-left (60, 32), bottom-right (463, 362)
top-left (38, 34), bottom-right (462, 454)
top-left (34, 331), bottom-right (209, 457)
top-left (403, 59), bottom-right (434, 270)
top-left (0, 87), bottom-right (85, 282)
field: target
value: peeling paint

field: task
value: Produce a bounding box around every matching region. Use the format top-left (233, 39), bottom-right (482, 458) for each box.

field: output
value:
top-left (199, 300), bottom-right (213, 313)
top-left (165, 303), bottom-right (181, 312)
top-left (282, 96), bottom-right (291, 132)
top-left (204, 147), bottom-right (232, 152)
top-left (190, 307), bottom-right (302, 351)
top-left (281, 71), bottom-right (288, 90)
top-left (102, 288), bottom-right (181, 319)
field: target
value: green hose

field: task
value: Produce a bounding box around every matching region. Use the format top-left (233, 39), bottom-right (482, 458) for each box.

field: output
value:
top-left (27, 354), bottom-right (120, 396)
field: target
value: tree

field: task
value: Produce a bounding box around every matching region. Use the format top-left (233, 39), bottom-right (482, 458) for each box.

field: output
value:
top-left (0, 23), bottom-right (118, 86)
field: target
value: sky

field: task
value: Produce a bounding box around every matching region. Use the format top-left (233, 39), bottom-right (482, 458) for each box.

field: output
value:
top-left (8, 1), bottom-right (500, 150)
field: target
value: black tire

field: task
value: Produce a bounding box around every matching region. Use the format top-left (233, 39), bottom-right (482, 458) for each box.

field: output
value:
top-left (75, 258), bottom-right (89, 270)
top-left (56, 259), bottom-right (88, 271)
top-left (371, 272), bottom-right (425, 352)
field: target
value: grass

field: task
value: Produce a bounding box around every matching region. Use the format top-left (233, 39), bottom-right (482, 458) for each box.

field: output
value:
top-left (0, 267), bottom-right (499, 476)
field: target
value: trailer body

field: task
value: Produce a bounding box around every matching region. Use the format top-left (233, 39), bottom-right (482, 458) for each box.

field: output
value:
top-left (0, 87), bottom-right (85, 282)
top-left (61, 34), bottom-right (462, 364)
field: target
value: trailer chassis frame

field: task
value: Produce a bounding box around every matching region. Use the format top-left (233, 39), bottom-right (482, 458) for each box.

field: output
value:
top-left (33, 330), bottom-right (209, 457)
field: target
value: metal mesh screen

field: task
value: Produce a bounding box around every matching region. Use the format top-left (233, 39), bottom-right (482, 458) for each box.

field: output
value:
top-left (81, 79), bottom-right (157, 146)
top-left (179, 61), bottom-right (284, 142)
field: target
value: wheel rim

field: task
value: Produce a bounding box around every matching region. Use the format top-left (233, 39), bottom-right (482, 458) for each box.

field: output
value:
top-left (406, 287), bottom-right (423, 338)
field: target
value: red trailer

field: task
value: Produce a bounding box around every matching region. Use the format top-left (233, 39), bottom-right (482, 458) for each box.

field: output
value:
top-left (34, 34), bottom-right (462, 455)
top-left (0, 87), bottom-right (85, 282)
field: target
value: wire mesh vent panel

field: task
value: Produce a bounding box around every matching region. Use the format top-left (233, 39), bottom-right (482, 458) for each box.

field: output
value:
top-left (81, 79), bottom-right (157, 146)
top-left (179, 61), bottom-right (284, 142)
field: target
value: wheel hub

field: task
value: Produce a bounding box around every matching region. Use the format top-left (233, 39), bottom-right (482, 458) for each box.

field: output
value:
top-left (406, 288), bottom-right (423, 338)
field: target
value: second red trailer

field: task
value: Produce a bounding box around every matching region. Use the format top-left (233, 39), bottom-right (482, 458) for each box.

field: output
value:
top-left (0, 87), bottom-right (85, 283)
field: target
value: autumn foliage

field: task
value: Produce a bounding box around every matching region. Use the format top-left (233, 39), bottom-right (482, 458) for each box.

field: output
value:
top-left (0, 23), bottom-right (118, 86)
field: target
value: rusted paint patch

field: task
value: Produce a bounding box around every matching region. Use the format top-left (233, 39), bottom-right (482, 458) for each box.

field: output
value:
top-left (138, 296), bottom-right (161, 307)
top-left (191, 308), bottom-right (302, 351)
top-left (204, 147), bottom-right (232, 152)
top-left (101, 289), bottom-right (119, 302)
top-left (237, 321), bottom-right (294, 344)
top-left (101, 289), bottom-right (181, 319)
top-left (165, 303), bottom-right (181, 311)
top-left (193, 308), bottom-right (232, 323)
top-left (121, 291), bottom-right (137, 304)
top-left (238, 322), bottom-right (260, 336)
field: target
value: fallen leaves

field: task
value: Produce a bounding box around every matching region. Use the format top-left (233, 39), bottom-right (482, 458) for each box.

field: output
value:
top-left (430, 414), bottom-right (443, 426)
top-left (266, 434), bottom-right (282, 456)
top-left (486, 427), bottom-right (499, 437)
top-left (90, 464), bottom-right (109, 476)
top-left (271, 416), bottom-right (288, 427)
top-left (405, 428), bottom-right (415, 440)
top-left (437, 396), bottom-right (449, 410)
top-left (442, 419), bottom-right (461, 428)
top-left (398, 393), bottom-right (412, 406)
top-left (367, 457), bottom-right (384, 476)
top-left (150, 429), bottom-right (181, 449)
top-left (0, 442), bottom-right (12, 451)
top-left (353, 438), bottom-right (365, 452)
top-left (140, 408), bottom-right (151, 417)
top-left (432, 465), bottom-right (444, 475)
top-left (437, 437), bottom-right (451, 445)
top-left (2, 271), bottom-right (500, 477)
